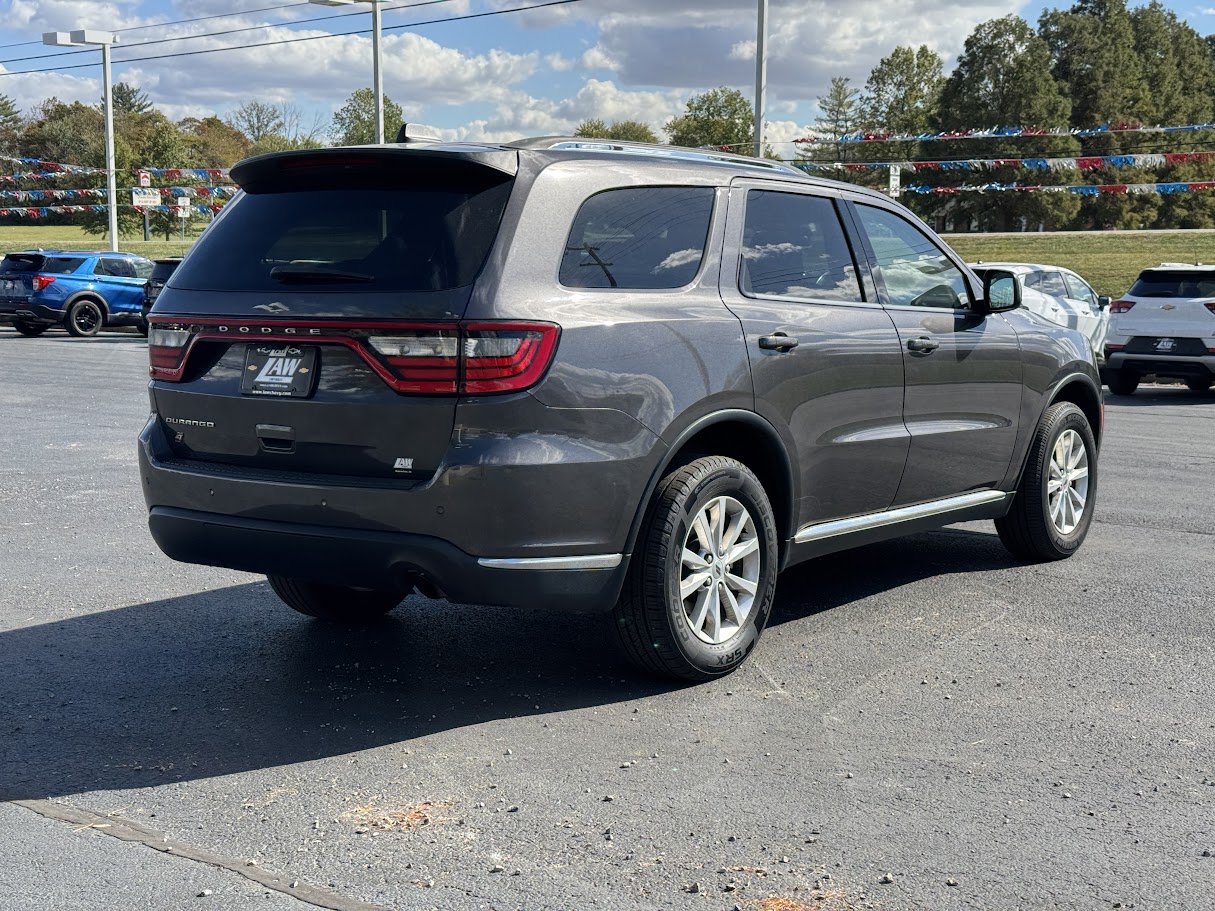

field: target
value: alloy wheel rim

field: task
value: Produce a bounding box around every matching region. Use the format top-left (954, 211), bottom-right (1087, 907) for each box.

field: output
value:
top-left (75, 305), bottom-right (99, 333)
top-left (679, 495), bottom-right (761, 645)
top-left (1047, 429), bottom-right (1089, 535)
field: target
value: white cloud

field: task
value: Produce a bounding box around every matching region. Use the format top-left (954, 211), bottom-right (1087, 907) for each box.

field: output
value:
top-left (728, 39), bottom-right (755, 63)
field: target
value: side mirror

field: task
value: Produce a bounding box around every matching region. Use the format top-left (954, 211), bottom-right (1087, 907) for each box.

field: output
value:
top-left (1097, 295), bottom-right (1111, 310)
top-left (981, 269), bottom-right (1021, 313)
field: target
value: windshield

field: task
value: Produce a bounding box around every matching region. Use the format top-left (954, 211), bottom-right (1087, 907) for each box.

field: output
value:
top-left (173, 176), bottom-right (513, 295)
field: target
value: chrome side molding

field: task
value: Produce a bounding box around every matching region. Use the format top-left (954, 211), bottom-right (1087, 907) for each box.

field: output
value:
top-left (793, 490), bottom-right (1009, 544)
top-left (477, 554), bottom-right (623, 571)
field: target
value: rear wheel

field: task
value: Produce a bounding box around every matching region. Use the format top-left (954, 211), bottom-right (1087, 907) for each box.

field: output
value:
top-left (1185, 375), bottom-right (1212, 393)
top-left (65, 299), bottom-right (104, 338)
top-left (996, 402), bottom-right (1097, 562)
top-left (267, 575), bottom-right (402, 623)
top-left (135, 318), bottom-right (149, 337)
top-left (1105, 369), bottom-right (1138, 396)
top-left (613, 455), bottom-right (778, 682)
top-left (12, 320), bottom-right (47, 337)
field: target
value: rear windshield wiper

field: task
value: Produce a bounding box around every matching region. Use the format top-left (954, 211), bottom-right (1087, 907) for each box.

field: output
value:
top-left (269, 265), bottom-right (374, 284)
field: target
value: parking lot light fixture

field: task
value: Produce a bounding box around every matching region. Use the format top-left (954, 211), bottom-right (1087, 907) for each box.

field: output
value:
top-left (43, 29), bottom-right (120, 252)
top-left (309, 0), bottom-right (385, 145)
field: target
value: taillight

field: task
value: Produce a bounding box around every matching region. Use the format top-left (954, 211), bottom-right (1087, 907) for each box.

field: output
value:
top-left (31, 275), bottom-right (55, 291)
top-left (368, 329), bottom-right (459, 393)
top-left (462, 323), bottom-right (559, 394)
top-left (1109, 300), bottom-right (1135, 313)
top-left (148, 326), bottom-right (191, 379)
top-left (147, 320), bottom-right (560, 394)
top-left (1205, 303), bottom-right (1215, 314)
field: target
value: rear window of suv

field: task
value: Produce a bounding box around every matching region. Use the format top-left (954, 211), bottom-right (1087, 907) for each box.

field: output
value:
top-left (0, 254), bottom-right (85, 274)
top-left (559, 186), bottom-right (715, 290)
top-left (172, 167), bottom-right (513, 294)
top-left (1127, 270), bottom-right (1215, 298)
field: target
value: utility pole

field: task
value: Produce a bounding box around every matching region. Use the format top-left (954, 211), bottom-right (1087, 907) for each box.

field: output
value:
top-left (754, 0), bottom-right (768, 159)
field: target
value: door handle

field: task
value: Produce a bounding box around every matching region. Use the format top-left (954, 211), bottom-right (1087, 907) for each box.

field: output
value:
top-left (759, 333), bottom-right (799, 351)
top-left (907, 336), bottom-right (939, 353)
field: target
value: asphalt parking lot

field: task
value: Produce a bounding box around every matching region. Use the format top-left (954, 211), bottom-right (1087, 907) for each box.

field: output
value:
top-left (1, 328), bottom-right (1213, 911)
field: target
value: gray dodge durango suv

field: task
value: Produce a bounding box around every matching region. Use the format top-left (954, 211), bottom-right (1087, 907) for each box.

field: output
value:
top-left (140, 138), bottom-right (1102, 681)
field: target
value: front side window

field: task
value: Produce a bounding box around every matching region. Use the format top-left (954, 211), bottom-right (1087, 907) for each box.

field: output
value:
top-left (1063, 273), bottom-right (1097, 306)
top-left (740, 190), bottom-right (861, 302)
top-left (855, 204), bottom-right (972, 310)
top-left (132, 258), bottom-right (154, 280)
top-left (559, 186), bottom-right (715, 290)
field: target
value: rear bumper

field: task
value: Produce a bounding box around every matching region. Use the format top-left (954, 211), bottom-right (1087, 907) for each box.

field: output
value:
top-left (148, 505), bottom-right (627, 613)
top-left (0, 300), bottom-right (61, 324)
top-left (1104, 350), bottom-right (1215, 380)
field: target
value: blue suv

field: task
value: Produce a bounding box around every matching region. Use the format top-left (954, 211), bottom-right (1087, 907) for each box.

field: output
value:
top-left (0, 250), bottom-right (155, 337)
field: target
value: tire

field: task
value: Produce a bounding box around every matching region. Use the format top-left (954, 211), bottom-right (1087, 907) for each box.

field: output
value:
top-left (12, 320), bottom-right (47, 337)
top-left (135, 318), bottom-right (150, 337)
top-left (1105, 369), bottom-right (1138, 396)
top-left (613, 455), bottom-right (779, 682)
top-left (65, 299), bottom-right (104, 338)
top-left (267, 575), bottom-right (402, 623)
top-left (1185, 376), bottom-right (1212, 393)
top-left (996, 402), bottom-right (1097, 562)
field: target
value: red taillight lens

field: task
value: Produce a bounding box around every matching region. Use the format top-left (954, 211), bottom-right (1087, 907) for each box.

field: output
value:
top-left (31, 275), bottom-right (55, 291)
top-left (1205, 303), bottom-right (1215, 314)
top-left (368, 329), bottom-right (460, 393)
top-left (1109, 300), bottom-right (1136, 313)
top-left (148, 326), bottom-right (192, 379)
top-left (148, 320), bottom-right (560, 395)
top-left (462, 323), bottom-right (559, 394)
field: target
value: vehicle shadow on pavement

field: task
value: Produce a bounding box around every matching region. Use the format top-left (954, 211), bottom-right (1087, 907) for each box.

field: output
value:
top-left (0, 529), bottom-right (1016, 802)
top-left (0, 582), bottom-right (671, 802)
top-left (1105, 387), bottom-right (1214, 406)
top-left (769, 527), bottom-right (1019, 625)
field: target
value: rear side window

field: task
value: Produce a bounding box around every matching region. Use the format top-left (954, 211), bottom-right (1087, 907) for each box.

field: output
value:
top-left (1128, 270), bottom-right (1215, 298)
top-left (1, 254), bottom-right (45, 273)
top-left (740, 190), bottom-right (861, 302)
top-left (173, 171), bottom-right (513, 294)
top-left (559, 186), bottom-right (714, 290)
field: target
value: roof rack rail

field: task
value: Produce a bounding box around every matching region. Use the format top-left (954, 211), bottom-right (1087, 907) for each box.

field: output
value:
top-left (544, 139), bottom-right (804, 177)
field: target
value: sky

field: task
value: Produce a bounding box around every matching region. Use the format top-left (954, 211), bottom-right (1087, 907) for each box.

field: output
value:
top-left (1, 0), bottom-right (1214, 152)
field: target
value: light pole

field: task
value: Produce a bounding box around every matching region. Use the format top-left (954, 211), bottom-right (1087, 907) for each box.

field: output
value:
top-left (311, 0), bottom-right (385, 144)
top-left (44, 30), bottom-right (119, 251)
top-left (753, 0), bottom-right (768, 159)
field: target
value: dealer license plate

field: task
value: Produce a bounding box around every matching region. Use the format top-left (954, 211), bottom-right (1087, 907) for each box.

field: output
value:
top-left (240, 344), bottom-right (318, 398)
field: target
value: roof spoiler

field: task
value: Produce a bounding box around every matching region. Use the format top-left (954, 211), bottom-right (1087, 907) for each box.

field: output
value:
top-left (396, 123), bottom-right (441, 144)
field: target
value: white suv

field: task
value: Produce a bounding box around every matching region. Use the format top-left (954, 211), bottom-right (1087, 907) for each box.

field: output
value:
top-left (970, 262), bottom-right (1109, 364)
top-left (1103, 264), bottom-right (1215, 395)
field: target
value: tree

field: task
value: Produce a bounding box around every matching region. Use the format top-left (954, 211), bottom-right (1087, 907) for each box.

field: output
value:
top-left (1040, 0), bottom-right (1150, 129)
top-left (1129, 1), bottom-right (1214, 124)
top-left (180, 116), bottom-right (251, 168)
top-left (574, 118), bottom-right (658, 143)
top-left (0, 93), bottom-right (19, 156)
top-left (815, 76), bottom-right (861, 140)
top-left (140, 114), bottom-right (188, 168)
top-left (934, 17), bottom-right (1079, 231)
top-left (665, 87), bottom-right (754, 154)
top-left (331, 88), bottom-right (404, 146)
top-left (228, 100), bottom-right (284, 143)
top-left (860, 45), bottom-right (943, 160)
top-left (110, 82), bottom-right (152, 115)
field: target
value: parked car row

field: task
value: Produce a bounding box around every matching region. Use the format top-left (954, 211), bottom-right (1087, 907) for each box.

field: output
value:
top-left (0, 250), bottom-right (181, 337)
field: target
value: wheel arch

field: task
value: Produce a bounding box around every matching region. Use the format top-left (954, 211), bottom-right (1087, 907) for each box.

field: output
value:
top-left (64, 290), bottom-right (111, 319)
top-left (1047, 372), bottom-right (1103, 447)
top-left (624, 409), bottom-right (796, 564)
